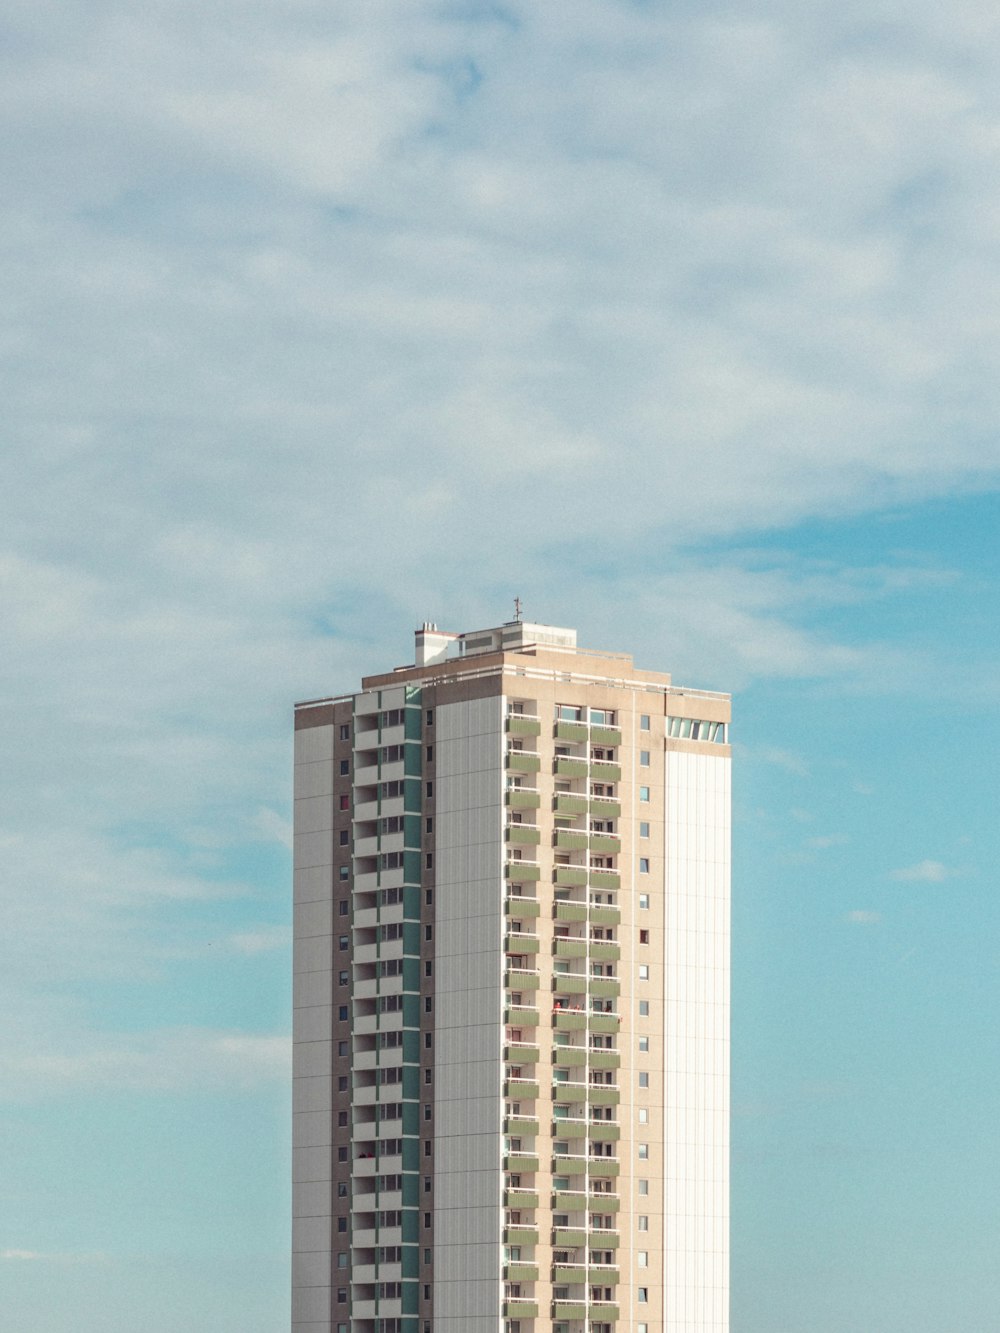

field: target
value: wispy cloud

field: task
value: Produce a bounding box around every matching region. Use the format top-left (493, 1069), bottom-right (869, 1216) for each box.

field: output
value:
top-left (846, 910), bottom-right (882, 924)
top-left (889, 859), bottom-right (959, 882)
top-left (806, 834), bottom-right (848, 850)
top-left (228, 926), bottom-right (291, 956)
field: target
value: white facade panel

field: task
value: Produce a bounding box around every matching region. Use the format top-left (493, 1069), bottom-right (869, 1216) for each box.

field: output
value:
top-left (662, 748), bottom-right (730, 1333)
top-left (434, 693), bottom-right (504, 1332)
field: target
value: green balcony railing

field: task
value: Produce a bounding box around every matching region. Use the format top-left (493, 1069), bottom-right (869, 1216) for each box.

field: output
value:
top-left (552, 1190), bottom-right (588, 1213)
top-left (588, 1049), bottom-right (620, 1071)
top-left (507, 751), bottom-right (541, 774)
top-left (554, 866), bottom-right (588, 888)
top-left (507, 715), bottom-right (542, 738)
top-left (589, 1302), bottom-right (620, 1320)
top-left (588, 833), bottom-right (620, 855)
top-left (504, 1188), bottom-right (539, 1209)
top-left (587, 1084), bottom-right (620, 1106)
top-left (504, 1042), bottom-right (540, 1065)
top-left (590, 725), bottom-right (622, 746)
top-left (506, 968), bottom-right (540, 991)
top-left (505, 1005), bottom-right (540, 1029)
top-left (554, 900), bottom-right (588, 923)
top-left (588, 977), bottom-right (620, 998)
top-left (552, 974), bottom-right (588, 996)
top-left (588, 940), bottom-right (620, 963)
top-left (504, 1262), bottom-right (539, 1282)
top-left (504, 1226), bottom-right (539, 1246)
top-left (506, 933), bottom-right (540, 955)
top-left (506, 895), bottom-right (540, 918)
top-left (552, 1227), bottom-right (587, 1247)
top-left (589, 797), bottom-right (621, 818)
top-left (553, 937), bottom-right (587, 960)
top-left (587, 1192), bottom-right (620, 1212)
top-left (588, 1013), bottom-right (618, 1034)
top-left (507, 824), bottom-right (541, 846)
top-left (503, 1300), bottom-right (539, 1319)
top-left (504, 1153), bottom-right (540, 1173)
top-left (555, 720), bottom-right (589, 743)
top-left (504, 1114), bottom-right (539, 1135)
top-left (588, 1121), bottom-right (620, 1142)
top-left (552, 1301), bottom-right (589, 1321)
top-left (588, 904), bottom-right (620, 927)
top-left (589, 870), bottom-right (620, 890)
top-left (554, 757), bottom-right (589, 779)
top-left (553, 793), bottom-right (589, 816)
top-left (587, 1157), bottom-right (620, 1178)
top-left (589, 761), bottom-right (621, 782)
top-left (551, 1154), bottom-right (587, 1176)
top-left (553, 1009), bottom-right (587, 1033)
top-left (507, 788), bottom-right (541, 810)
top-left (553, 1047), bottom-right (588, 1068)
top-left (554, 829), bottom-right (589, 852)
top-left (552, 1118), bottom-right (587, 1139)
top-left (506, 862), bottom-right (541, 882)
top-left (504, 1078), bottom-right (540, 1099)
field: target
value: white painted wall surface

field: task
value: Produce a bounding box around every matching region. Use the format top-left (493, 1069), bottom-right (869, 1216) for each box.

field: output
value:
top-left (662, 749), bottom-right (731, 1332)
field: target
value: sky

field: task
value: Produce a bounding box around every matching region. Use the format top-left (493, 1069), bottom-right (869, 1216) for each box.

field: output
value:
top-left (2, 1), bottom-right (999, 1329)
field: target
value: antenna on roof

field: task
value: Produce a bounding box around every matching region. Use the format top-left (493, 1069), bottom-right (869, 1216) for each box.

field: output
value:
top-left (513, 596), bottom-right (523, 623)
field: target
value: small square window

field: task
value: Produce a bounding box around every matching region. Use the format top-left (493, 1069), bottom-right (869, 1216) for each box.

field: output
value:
top-left (338, 1041), bottom-right (348, 1056)
top-left (338, 1005), bottom-right (349, 1020)
top-left (338, 1076), bottom-right (348, 1091)
top-left (638, 1108), bottom-right (649, 1124)
top-left (338, 1110), bottom-right (348, 1126)
top-left (639, 1072), bottom-right (649, 1088)
top-left (639, 928), bottom-right (649, 944)
top-left (639, 858), bottom-right (649, 874)
top-left (337, 1216), bottom-right (348, 1232)
top-left (640, 714), bottom-right (650, 731)
top-left (339, 866), bottom-right (349, 881)
top-left (426, 817), bottom-right (433, 833)
top-left (339, 970), bottom-right (349, 985)
top-left (339, 794), bottom-right (350, 810)
top-left (337, 1182), bottom-right (348, 1197)
top-left (640, 750), bottom-right (650, 766)
top-left (339, 724), bottom-right (350, 741)
top-left (638, 1250), bottom-right (648, 1268)
top-left (339, 935), bottom-right (349, 951)
top-left (339, 759), bottom-right (350, 776)
top-left (426, 781), bottom-right (433, 797)
top-left (638, 1287), bottom-right (648, 1303)
top-left (639, 786), bottom-right (650, 802)
top-left (638, 1143), bottom-right (649, 1159)
top-left (338, 900), bottom-right (349, 916)
top-left (426, 745), bottom-right (434, 762)
top-left (638, 1215), bottom-right (648, 1231)
top-left (638, 1178), bottom-right (649, 1195)
top-left (639, 1035), bottom-right (649, 1052)
top-left (639, 999), bottom-right (649, 1016)
top-left (638, 893), bottom-right (649, 910)
top-left (638, 964), bottom-right (649, 980)
top-left (339, 830), bottom-right (349, 846)
top-left (639, 821), bottom-right (650, 838)
top-left (338, 1146), bottom-right (348, 1161)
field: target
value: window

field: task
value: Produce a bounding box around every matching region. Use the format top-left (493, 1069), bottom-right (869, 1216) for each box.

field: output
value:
top-left (337, 1217), bottom-right (348, 1232)
top-left (339, 793), bottom-right (350, 810)
top-left (424, 1033), bottom-right (432, 1048)
top-left (425, 925), bottom-right (433, 941)
top-left (638, 1215), bottom-right (648, 1231)
top-left (426, 709), bottom-right (434, 726)
top-left (639, 929), bottom-right (649, 944)
top-left (424, 1177), bottom-right (431, 1192)
top-left (339, 724), bottom-right (350, 740)
top-left (338, 1005), bottom-right (349, 1020)
top-left (638, 1108), bottom-right (649, 1124)
top-left (425, 961), bottom-right (433, 977)
top-left (638, 1287), bottom-right (648, 1303)
top-left (424, 996), bottom-right (433, 1012)
top-left (426, 781), bottom-right (433, 797)
top-left (425, 853), bottom-right (433, 869)
top-left (338, 1041), bottom-right (348, 1056)
top-left (639, 1072), bottom-right (649, 1088)
top-left (338, 1076), bottom-right (348, 1091)
top-left (424, 1103), bottom-right (432, 1120)
top-left (337, 1287), bottom-right (347, 1303)
top-left (638, 1178), bottom-right (648, 1195)
top-left (425, 889), bottom-right (433, 906)
top-left (639, 964), bottom-right (649, 980)
top-left (640, 750), bottom-right (650, 766)
top-left (339, 759), bottom-right (350, 775)
top-left (338, 1111), bottom-right (348, 1126)
top-left (337, 1251), bottom-right (348, 1269)
top-left (426, 817), bottom-right (433, 834)
top-left (424, 1248), bottom-right (431, 1264)
top-left (424, 1212), bottom-right (432, 1227)
top-left (639, 786), bottom-right (650, 802)
top-left (338, 900), bottom-right (349, 916)
top-left (639, 1036), bottom-right (649, 1052)
top-left (339, 935), bottom-right (349, 951)
top-left (639, 1000), bottom-right (649, 1016)
top-left (638, 1142), bottom-right (649, 1159)
top-left (426, 745), bottom-right (434, 762)
top-left (638, 893), bottom-right (649, 910)
top-left (640, 714), bottom-right (650, 731)
top-left (638, 1250), bottom-right (648, 1267)
top-left (425, 1069), bottom-right (432, 1083)
top-left (639, 821), bottom-right (649, 838)
top-left (339, 970), bottom-right (349, 985)
top-left (424, 1140), bottom-right (432, 1155)
top-left (639, 858), bottom-right (649, 874)
top-left (339, 865), bottom-right (349, 881)
top-left (339, 829), bottom-right (349, 846)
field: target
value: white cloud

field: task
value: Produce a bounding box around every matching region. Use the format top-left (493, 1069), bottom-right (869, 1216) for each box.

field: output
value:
top-left (889, 859), bottom-right (958, 882)
top-left (845, 910), bottom-right (881, 924)
top-left (806, 834), bottom-right (849, 850)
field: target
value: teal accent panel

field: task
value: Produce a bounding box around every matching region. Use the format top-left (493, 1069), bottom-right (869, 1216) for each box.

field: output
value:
top-left (402, 993), bottom-right (421, 1027)
top-left (401, 1281), bottom-right (419, 1315)
top-left (401, 1209), bottom-right (419, 1243)
top-left (403, 743), bottom-right (422, 777)
top-left (401, 1318), bottom-right (418, 1333)
top-left (403, 849), bottom-right (422, 883)
top-left (402, 1138), bottom-right (420, 1171)
top-left (404, 705), bottom-right (422, 741)
top-left (401, 1066), bottom-right (421, 1099)
top-left (401, 1174), bottom-right (420, 1207)
top-left (402, 1030), bottom-right (420, 1063)
top-left (402, 957), bottom-right (420, 990)
top-left (403, 813), bottom-right (421, 847)
top-left (401, 1245), bottom-right (419, 1278)
top-left (401, 1102), bottom-right (420, 1135)
top-left (402, 921), bottom-right (421, 955)
top-left (403, 777), bottom-right (422, 812)
top-left (402, 886), bottom-right (421, 921)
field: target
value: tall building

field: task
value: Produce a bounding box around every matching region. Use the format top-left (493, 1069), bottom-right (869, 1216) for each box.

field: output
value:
top-left (293, 618), bottom-right (730, 1333)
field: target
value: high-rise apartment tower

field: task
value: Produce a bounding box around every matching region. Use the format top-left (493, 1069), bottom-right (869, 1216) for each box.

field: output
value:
top-left (293, 619), bottom-right (730, 1333)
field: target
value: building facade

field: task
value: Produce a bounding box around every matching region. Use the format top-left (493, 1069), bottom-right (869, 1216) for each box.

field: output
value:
top-left (292, 620), bottom-right (730, 1333)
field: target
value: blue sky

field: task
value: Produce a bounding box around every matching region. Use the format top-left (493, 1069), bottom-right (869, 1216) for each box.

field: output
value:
top-left (3, 1), bottom-right (999, 1329)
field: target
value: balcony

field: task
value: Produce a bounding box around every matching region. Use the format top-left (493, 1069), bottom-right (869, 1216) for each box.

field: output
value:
top-left (554, 866), bottom-right (588, 888)
top-left (588, 833), bottom-right (620, 856)
top-left (507, 715), bottom-right (541, 738)
top-left (589, 1263), bottom-right (619, 1281)
top-left (588, 1157), bottom-right (621, 1178)
top-left (590, 725), bottom-right (622, 746)
top-left (507, 751), bottom-right (541, 774)
top-left (552, 1117), bottom-right (587, 1139)
top-left (504, 1077), bottom-right (540, 1100)
top-left (588, 1122), bottom-right (620, 1143)
top-left (552, 1154), bottom-right (587, 1176)
top-left (553, 1047), bottom-right (587, 1069)
top-left (554, 829), bottom-right (589, 852)
top-left (587, 1192), bottom-right (620, 1212)
top-left (588, 977), bottom-right (620, 999)
top-left (505, 1004), bottom-right (540, 1027)
top-left (504, 1225), bottom-right (539, 1246)
top-left (554, 720), bottom-right (589, 743)
top-left (552, 1300), bottom-right (588, 1321)
top-left (587, 1084), bottom-right (620, 1107)
top-left (504, 1262), bottom-right (540, 1282)
top-left (554, 900), bottom-right (588, 924)
top-left (506, 932), bottom-right (540, 955)
top-left (589, 904), bottom-right (620, 928)
top-left (552, 1189), bottom-right (588, 1213)
top-left (503, 1300), bottom-right (539, 1319)
top-left (589, 1013), bottom-right (618, 1035)
top-left (504, 1188), bottom-right (539, 1209)
top-left (553, 1009), bottom-right (587, 1033)
top-left (506, 968), bottom-right (541, 991)
top-left (506, 861), bottom-right (541, 882)
top-left (552, 1263), bottom-right (588, 1284)
top-left (589, 870), bottom-right (620, 890)
top-left (553, 937), bottom-right (587, 961)
top-left (588, 941), bottom-right (620, 963)
top-left (589, 1301), bottom-right (620, 1320)
top-left (588, 1049), bottom-right (620, 1071)
top-left (507, 824), bottom-right (541, 847)
top-left (507, 896), bottom-right (541, 918)
top-left (589, 761), bottom-right (621, 782)
top-left (554, 757), bottom-right (589, 779)
top-left (552, 1226), bottom-right (587, 1247)
top-left (505, 1042), bottom-right (540, 1065)
top-left (504, 1114), bottom-right (539, 1136)
top-left (589, 796), bottom-right (621, 818)
top-left (504, 1152), bottom-right (540, 1173)
top-left (553, 792), bottom-right (589, 817)
top-left (590, 1229), bottom-right (620, 1247)
top-left (552, 974), bottom-right (587, 997)
top-left (507, 788), bottom-right (541, 811)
